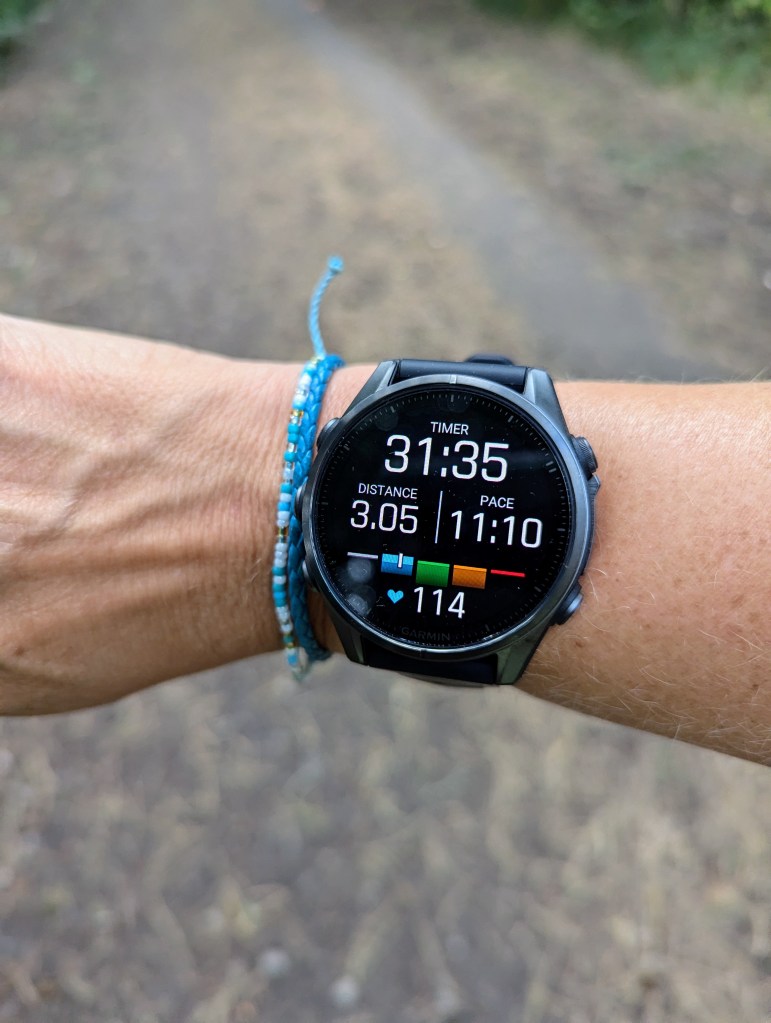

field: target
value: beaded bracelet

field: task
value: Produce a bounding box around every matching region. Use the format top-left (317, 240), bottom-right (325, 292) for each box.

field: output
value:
top-left (272, 258), bottom-right (345, 681)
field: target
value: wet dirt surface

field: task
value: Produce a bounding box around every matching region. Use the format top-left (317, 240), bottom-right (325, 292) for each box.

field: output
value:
top-left (0, 1), bottom-right (770, 1020)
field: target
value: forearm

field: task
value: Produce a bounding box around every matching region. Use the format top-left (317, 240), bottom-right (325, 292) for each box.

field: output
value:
top-left (523, 379), bottom-right (770, 764)
top-left (0, 315), bottom-right (283, 711)
top-left (0, 317), bottom-right (768, 764)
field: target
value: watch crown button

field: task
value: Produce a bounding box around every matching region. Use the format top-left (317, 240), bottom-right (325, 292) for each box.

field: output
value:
top-left (572, 435), bottom-right (598, 478)
top-left (554, 585), bottom-right (583, 625)
top-left (294, 481), bottom-right (306, 520)
top-left (316, 417), bottom-right (340, 451)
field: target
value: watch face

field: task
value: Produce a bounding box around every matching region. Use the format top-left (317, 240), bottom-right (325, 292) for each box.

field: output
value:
top-left (310, 385), bottom-right (574, 651)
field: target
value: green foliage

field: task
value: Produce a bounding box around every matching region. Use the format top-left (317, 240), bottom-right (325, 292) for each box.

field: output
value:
top-left (0, 0), bottom-right (46, 44)
top-left (474, 0), bottom-right (771, 91)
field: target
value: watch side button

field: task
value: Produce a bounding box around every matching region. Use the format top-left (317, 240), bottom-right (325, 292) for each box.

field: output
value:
top-left (572, 435), bottom-right (598, 478)
top-left (554, 586), bottom-right (582, 625)
top-left (316, 417), bottom-right (340, 451)
top-left (294, 481), bottom-right (306, 520)
top-left (302, 558), bottom-right (318, 592)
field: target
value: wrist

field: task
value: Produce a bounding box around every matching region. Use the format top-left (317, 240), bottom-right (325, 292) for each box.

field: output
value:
top-left (304, 364), bottom-right (376, 655)
top-left (216, 359), bottom-right (375, 662)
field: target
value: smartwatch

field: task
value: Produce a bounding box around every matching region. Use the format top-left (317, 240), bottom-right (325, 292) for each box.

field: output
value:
top-left (299, 356), bottom-right (599, 686)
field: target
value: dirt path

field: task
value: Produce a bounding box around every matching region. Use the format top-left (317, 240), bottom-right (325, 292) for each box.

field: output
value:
top-left (0, 2), bottom-right (769, 1022)
top-left (324, 0), bottom-right (771, 380)
top-left (263, 0), bottom-right (720, 380)
top-left (0, 0), bottom-right (531, 366)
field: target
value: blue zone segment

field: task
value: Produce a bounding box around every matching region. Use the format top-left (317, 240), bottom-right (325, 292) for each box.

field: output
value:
top-left (381, 553), bottom-right (415, 577)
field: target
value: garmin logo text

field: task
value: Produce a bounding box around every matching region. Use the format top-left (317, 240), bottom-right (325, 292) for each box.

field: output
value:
top-left (400, 627), bottom-right (452, 642)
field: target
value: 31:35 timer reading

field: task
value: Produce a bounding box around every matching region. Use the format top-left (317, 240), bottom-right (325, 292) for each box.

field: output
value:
top-left (384, 433), bottom-right (510, 481)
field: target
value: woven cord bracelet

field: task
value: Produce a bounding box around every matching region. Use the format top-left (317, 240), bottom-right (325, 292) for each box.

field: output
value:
top-left (272, 258), bottom-right (345, 681)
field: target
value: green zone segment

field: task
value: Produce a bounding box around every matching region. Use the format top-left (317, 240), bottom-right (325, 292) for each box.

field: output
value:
top-left (415, 560), bottom-right (450, 587)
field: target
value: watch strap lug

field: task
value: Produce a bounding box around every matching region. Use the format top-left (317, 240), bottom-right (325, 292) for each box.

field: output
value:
top-left (327, 608), bottom-right (367, 665)
top-left (523, 368), bottom-right (569, 431)
top-left (348, 361), bottom-right (399, 409)
top-left (495, 630), bottom-right (547, 685)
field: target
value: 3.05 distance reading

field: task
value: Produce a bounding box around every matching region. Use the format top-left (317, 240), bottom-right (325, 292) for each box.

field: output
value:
top-left (311, 386), bottom-right (573, 649)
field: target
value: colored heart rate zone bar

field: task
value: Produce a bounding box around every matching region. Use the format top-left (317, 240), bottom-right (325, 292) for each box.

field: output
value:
top-left (413, 560), bottom-right (522, 589)
top-left (347, 552), bottom-right (526, 588)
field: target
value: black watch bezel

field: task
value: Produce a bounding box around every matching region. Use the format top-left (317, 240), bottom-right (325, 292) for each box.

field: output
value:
top-left (302, 371), bottom-right (594, 665)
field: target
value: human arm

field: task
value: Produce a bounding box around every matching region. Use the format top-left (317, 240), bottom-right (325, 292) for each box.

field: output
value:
top-left (0, 314), bottom-right (768, 763)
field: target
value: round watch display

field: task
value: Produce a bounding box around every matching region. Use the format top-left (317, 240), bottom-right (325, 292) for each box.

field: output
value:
top-left (308, 384), bottom-right (575, 651)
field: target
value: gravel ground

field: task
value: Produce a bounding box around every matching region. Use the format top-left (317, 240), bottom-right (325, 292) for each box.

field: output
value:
top-left (0, 1), bottom-right (769, 1021)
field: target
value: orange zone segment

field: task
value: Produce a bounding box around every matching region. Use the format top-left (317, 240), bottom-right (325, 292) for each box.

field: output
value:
top-left (451, 565), bottom-right (487, 589)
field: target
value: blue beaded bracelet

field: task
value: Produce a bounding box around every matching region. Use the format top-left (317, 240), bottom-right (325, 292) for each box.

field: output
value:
top-left (272, 258), bottom-right (345, 680)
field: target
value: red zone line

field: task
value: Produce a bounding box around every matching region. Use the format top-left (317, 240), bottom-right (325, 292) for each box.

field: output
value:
top-left (489, 569), bottom-right (526, 578)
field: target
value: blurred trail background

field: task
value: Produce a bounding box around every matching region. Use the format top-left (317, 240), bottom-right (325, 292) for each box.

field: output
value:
top-left (0, 0), bottom-right (770, 1020)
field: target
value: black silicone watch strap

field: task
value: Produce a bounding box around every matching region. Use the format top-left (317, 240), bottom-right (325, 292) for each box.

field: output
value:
top-left (393, 356), bottom-right (527, 393)
top-left (364, 642), bottom-right (498, 686)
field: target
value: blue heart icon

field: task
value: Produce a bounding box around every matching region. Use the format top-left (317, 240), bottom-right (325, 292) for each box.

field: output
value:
top-left (387, 589), bottom-right (404, 604)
